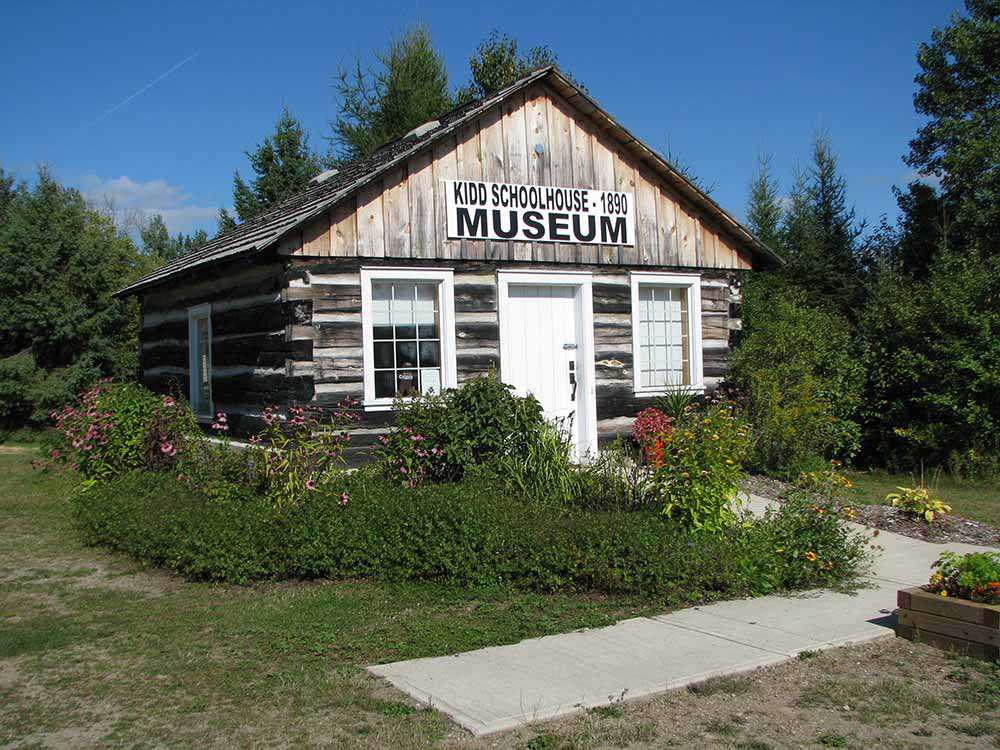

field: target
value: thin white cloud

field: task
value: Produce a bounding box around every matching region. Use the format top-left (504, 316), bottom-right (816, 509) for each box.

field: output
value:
top-left (75, 173), bottom-right (217, 234)
top-left (899, 169), bottom-right (943, 189)
top-left (81, 52), bottom-right (199, 130)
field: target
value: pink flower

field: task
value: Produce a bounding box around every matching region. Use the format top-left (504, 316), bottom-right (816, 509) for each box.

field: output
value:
top-left (50, 449), bottom-right (61, 460)
top-left (162, 396), bottom-right (175, 408)
top-left (305, 479), bottom-right (316, 491)
top-left (339, 492), bottom-right (349, 506)
top-left (160, 442), bottom-right (176, 456)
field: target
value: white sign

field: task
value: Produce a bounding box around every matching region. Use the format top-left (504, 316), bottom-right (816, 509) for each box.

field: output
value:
top-left (445, 180), bottom-right (635, 246)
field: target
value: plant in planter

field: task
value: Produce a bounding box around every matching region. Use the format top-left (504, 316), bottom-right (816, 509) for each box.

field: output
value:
top-left (896, 550), bottom-right (1000, 661)
top-left (925, 551), bottom-right (1000, 604)
top-left (885, 486), bottom-right (951, 523)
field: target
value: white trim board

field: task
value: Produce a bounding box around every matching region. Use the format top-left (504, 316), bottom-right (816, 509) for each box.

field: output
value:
top-left (628, 271), bottom-right (704, 397)
top-left (359, 267), bottom-right (457, 411)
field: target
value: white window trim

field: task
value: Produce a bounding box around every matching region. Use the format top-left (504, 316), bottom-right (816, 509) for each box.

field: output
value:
top-left (629, 271), bottom-right (704, 397)
top-left (187, 303), bottom-right (213, 420)
top-left (360, 267), bottom-right (457, 411)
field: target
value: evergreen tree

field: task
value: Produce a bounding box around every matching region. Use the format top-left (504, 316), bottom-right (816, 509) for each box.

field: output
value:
top-left (231, 106), bottom-right (324, 224)
top-left (777, 135), bottom-right (862, 315)
top-left (893, 181), bottom-right (953, 279)
top-left (0, 169), bottom-right (148, 424)
top-left (745, 153), bottom-right (783, 251)
top-left (329, 25), bottom-right (453, 163)
top-left (907, 0), bottom-right (1000, 245)
top-left (141, 215), bottom-right (209, 263)
top-left (140, 214), bottom-right (171, 259)
top-left (456, 31), bottom-right (562, 102)
top-left (217, 208), bottom-right (237, 235)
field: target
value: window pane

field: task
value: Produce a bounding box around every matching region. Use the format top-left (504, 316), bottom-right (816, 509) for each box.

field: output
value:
top-left (396, 370), bottom-right (419, 396)
top-left (374, 370), bottom-right (395, 398)
top-left (418, 341), bottom-right (440, 367)
top-left (395, 323), bottom-right (417, 340)
top-left (374, 341), bottom-right (394, 368)
top-left (420, 368), bottom-right (441, 395)
top-left (373, 325), bottom-right (394, 340)
top-left (417, 323), bottom-right (438, 339)
top-left (396, 341), bottom-right (418, 368)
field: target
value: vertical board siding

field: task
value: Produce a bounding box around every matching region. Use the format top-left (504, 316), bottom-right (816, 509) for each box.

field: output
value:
top-left (431, 136), bottom-right (461, 260)
top-left (457, 121), bottom-right (486, 260)
top-left (407, 149), bottom-right (436, 258)
top-left (502, 91), bottom-right (532, 262)
top-left (290, 84), bottom-right (753, 270)
top-left (382, 167), bottom-right (411, 259)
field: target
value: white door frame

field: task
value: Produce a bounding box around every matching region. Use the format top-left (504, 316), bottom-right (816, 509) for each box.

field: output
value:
top-left (496, 270), bottom-right (598, 460)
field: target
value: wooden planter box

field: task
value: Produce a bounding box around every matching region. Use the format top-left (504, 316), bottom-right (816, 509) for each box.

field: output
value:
top-left (896, 587), bottom-right (1000, 661)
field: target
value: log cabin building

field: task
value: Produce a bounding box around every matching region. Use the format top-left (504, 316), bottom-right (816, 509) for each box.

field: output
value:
top-left (117, 67), bottom-right (781, 461)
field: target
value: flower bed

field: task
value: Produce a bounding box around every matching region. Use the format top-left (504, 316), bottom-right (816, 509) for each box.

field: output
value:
top-left (896, 551), bottom-right (1000, 660)
top-left (53, 379), bottom-right (872, 602)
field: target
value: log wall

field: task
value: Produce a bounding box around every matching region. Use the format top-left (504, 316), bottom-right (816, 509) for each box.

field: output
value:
top-left (286, 257), bottom-right (741, 455)
top-left (138, 257), bottom-right (309, 435)
top-left (280, 83), bottom-right (754, 271)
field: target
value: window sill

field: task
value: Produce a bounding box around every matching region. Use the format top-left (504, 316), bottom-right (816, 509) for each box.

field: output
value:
top-left (632, 385), bottom-right (706, 398)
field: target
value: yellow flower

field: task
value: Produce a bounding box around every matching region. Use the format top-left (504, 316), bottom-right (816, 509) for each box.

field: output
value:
top-left (805, 551), bottom-right (817, 562)
top-left (776, 548), bottom-right (784, 554)
top-left (712, 434), bottom-right (720, 440)
top-left (940, 590), bottom-right (948, 597)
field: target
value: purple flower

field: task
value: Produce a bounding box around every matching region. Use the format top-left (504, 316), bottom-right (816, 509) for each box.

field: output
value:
top-left (339, 492), bottom-right (349, 506)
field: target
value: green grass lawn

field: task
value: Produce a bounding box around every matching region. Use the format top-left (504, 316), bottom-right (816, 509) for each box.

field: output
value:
top-left (0, 447), bottom-right (657, 748)
top-left (841, 469), bottom-right (1000, 526)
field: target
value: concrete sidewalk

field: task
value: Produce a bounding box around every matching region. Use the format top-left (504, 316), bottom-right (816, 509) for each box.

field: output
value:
top-left (367, 495), bottom-right (995, 735)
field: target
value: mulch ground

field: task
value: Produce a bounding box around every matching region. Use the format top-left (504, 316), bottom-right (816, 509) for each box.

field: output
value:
top-left (742, 474), bottom-right (1000, 548)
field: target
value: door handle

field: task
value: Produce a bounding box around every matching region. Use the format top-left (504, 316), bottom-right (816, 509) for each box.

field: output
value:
top-left (568, 361), bottom-right (577, 402)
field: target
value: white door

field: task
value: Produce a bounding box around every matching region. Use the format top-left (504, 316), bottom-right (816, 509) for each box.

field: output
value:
top-left (499, 279), bottom-right (595, 459)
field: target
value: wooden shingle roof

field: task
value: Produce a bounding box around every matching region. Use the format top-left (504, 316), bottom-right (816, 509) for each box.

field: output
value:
top-left (118, 68), bottom-right (780, 296)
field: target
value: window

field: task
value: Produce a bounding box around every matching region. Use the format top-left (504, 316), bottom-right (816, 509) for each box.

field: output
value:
top-left (629, 272), bottom-right (703, 394)
top-left (361, 268), bottom-right (456, 409)
top-left (187, 303), bottom-right (213, 418)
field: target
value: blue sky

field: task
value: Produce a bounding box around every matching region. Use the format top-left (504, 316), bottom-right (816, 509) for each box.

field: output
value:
top-left (0, 1), bottom-right (961, 238)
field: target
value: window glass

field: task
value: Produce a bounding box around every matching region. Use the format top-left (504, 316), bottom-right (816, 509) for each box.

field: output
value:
top-left (636, 285), bottom-right (690, 388)
top-left (190, 313), bottom-right (212, 415)
top-left (371, 282), bottom-right (442, 399)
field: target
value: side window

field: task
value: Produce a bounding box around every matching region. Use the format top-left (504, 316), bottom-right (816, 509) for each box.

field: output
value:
top-left (187, 304), bottom-right (212, 417)
top-left (629, 273), bottom-right (703, 394)
top-left (361, 269), bottom-right (456, 409)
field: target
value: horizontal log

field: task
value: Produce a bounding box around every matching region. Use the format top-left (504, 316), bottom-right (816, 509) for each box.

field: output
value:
top-left (896, 624), bottom-right (998, 661)
top-left (898, 588), bottom-right (1000, 628)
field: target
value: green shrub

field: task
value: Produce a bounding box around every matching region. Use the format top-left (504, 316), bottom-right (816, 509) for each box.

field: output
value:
top-left (732, 278), bottom-right (863, 475)
top-left (741, 492), bottom-right (871, 591)
top-left (71, 469), bottom-right (870, 596)
top-left (639, 402), bottom-right (751, 531)
top-left (860, 251), bottom-right (1000, 473)
top-left (380, 375), bottom-right (546, 484)
top-left (571, 439), bottom-right (657, 512)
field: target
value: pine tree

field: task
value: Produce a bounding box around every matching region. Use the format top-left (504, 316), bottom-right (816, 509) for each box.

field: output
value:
top-left (230, 107), bottom-right (323, 224)
top-left (329, 25), bottom-right (453, 163)
top-left (745, 153), bottom-right (783, 251)
top-left (776, 135), bottom-right (863, 315)
top-left (140, 214), bottom-right (171, 260)
top-left (456, 31), bottom-right (562, 102)
top-left (216, 208), bottom-right (237, 235)
top-left (907, 0), bottom-right (1000, 246)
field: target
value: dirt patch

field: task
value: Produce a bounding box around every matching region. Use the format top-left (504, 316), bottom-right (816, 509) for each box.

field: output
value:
top-left (744, 474), bottom-right (1000, 547)
top-left (466, 638), bottom-right (1000, 749)
top-left (0, 446), bottom-right (34, 455)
